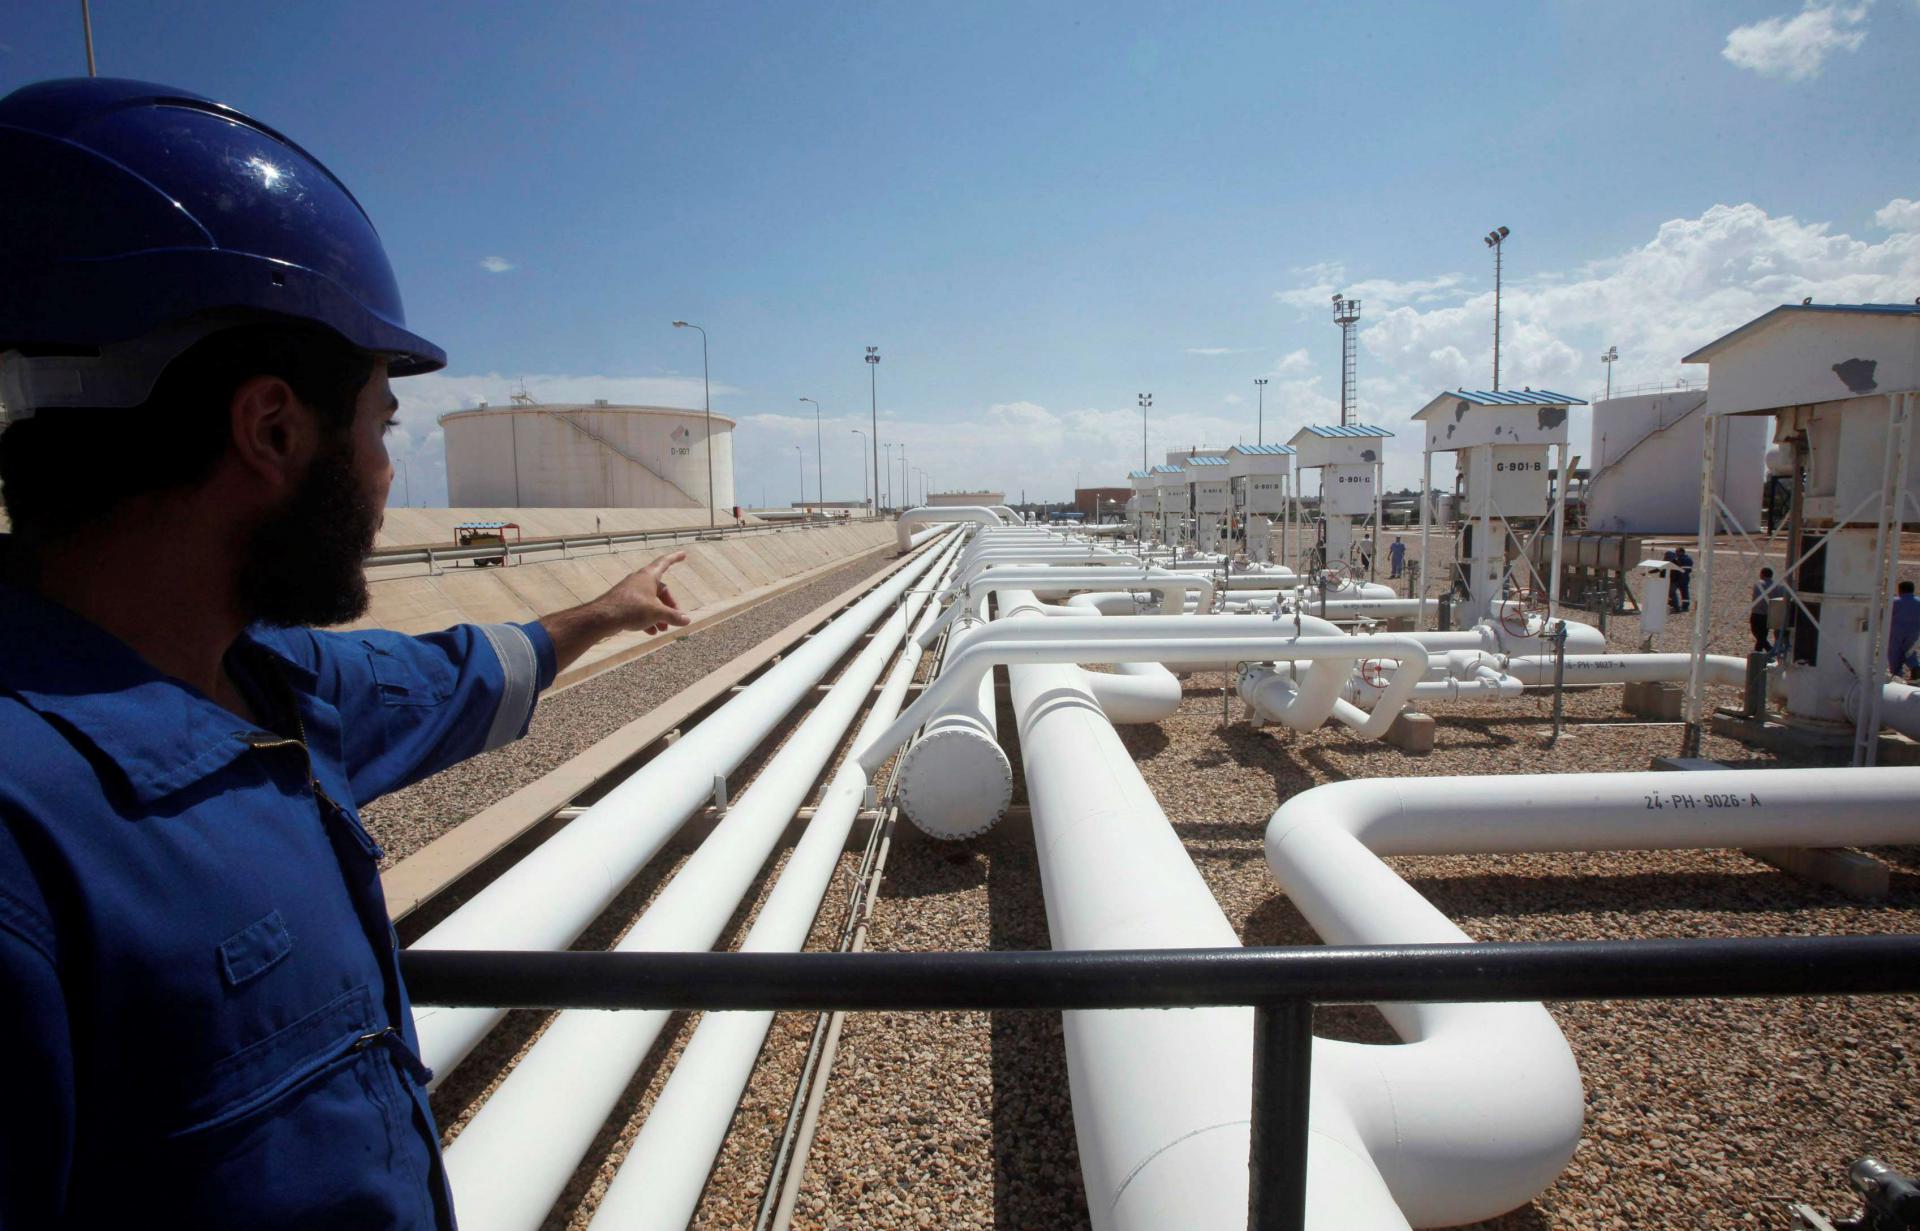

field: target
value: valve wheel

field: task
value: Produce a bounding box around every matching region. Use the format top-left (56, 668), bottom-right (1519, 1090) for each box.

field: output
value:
top-left (1500, 589), bottom-right (1547, 640)
top-left (1358, 657), bottom-right (1394, 689)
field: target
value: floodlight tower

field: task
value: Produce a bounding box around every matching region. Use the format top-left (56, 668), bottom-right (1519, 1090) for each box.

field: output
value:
top-left (1601, 345), bottom-right (1619, 400)
top-left (1332, 293), bottom-right (1361, 427)
top-left (1484, 225), bottom-right (1510, 390)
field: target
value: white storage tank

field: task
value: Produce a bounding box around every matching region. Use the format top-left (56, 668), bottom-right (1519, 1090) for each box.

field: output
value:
top-left (440, 401), bottom-right (736, 510)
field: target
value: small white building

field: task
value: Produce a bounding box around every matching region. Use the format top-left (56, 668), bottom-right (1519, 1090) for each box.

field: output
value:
top-left (1226, 443), bottom-right (1295, 517)
top-left (927, 490), bottom-right (1006, 509)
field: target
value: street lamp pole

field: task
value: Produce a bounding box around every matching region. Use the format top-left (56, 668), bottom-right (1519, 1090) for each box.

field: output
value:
top-left (397, 457), bottom-right (411, 507)
top-left (1138, 392), bottom-right (1152, 470)
top-left (799, 397), bottom-right (824, 506)
top-left (865, 347), bottom-right (881, 516)
top-left (914, 467), bottom-right (928, 506)
top-left (881, 442), bottom-right (893, 510)
top-left (1254, 378), bottom-right (1268, 446)
top-left (1482, 226), bottom-right (1509, 392)
top-left (900, 444), bottom-right (908, 509)
top-left (794, 445), bottom-right (804, 509)
top-left (672, 320), bottom-right (715, 525)
top-left (850, 429), bottom-right (869, 513)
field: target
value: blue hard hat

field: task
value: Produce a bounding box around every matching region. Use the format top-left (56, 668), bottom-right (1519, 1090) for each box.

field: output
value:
top-left (0, 78), bottom-right (445, 375)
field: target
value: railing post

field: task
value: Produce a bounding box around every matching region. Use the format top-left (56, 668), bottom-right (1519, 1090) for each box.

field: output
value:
top-left (1248, 1000), bottom-right (1313, 1231)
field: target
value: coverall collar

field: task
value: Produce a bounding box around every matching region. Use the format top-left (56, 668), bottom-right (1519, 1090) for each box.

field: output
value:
top-left (0, 544), bottom-right (324, 806)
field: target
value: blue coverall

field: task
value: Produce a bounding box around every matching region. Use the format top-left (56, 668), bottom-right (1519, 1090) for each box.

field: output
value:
top-left (1890, 592), bottom-right (1920, 676)
top-left (0, 564), bottom-right (554, 1228)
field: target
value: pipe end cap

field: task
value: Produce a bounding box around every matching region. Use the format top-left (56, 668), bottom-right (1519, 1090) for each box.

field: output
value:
top-left (897, 727), bottom-right (1013, 841)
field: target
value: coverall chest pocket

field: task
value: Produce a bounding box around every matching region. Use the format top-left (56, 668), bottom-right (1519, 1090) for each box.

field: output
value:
top-left (363, 639), bottom-right (455, 707)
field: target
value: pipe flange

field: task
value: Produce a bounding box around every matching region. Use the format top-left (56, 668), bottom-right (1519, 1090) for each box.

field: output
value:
top-left (897, 727), bottom-right (1014, 841)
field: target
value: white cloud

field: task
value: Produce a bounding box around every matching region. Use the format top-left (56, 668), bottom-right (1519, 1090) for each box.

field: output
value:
top-left (1185, 345), bottom-right (1261, 356)
top-left (1722, 2), bottom-right (1869, 80)
top-left (479, 256), bottom-right (516, 273)
top-left (1222, 393), bottom-right (1246, 405)
top-left (390, 199), bottom-right (1920, 504)
top-left (1275, 264), bottom-right (1469, 311)
top-left (1876, 198), bottom-right (1920, 232)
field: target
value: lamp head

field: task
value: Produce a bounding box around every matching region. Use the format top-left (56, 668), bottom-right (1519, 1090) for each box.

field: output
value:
top-left (672, 320), bottom-right (688, 328)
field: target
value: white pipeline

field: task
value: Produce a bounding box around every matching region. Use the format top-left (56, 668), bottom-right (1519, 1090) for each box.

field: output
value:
top-left (896, 504), bottom-right (1003, 551)
top-left (582, 533), bottom-right (968, 1231)
top-left (1265, 767), bottom-right (1920, 1227)
top-left (441, 531), bottom-right (965, 1230)
top-left (408, 532), bottom-right (955, 1081)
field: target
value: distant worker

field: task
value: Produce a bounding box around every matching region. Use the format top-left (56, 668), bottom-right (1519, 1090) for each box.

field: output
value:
top-left (0, 79), bottom-right (691, 1229)
top-left (1668, 544), bottom-right (1694, 613)
top-left (1890, 579), bottom-right (1920, 680)
top-left (1388, 534), bottom-right (1406, 579)
top-left (1751, 567), bottom-right (1784, 654)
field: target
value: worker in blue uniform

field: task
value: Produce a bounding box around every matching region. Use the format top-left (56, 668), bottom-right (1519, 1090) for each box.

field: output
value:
top-left (0, 79), bottom-right (691, 1228)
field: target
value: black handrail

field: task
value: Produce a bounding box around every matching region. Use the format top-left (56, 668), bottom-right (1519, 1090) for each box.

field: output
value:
top-left (402, 934), bottom-right (1920, 1230)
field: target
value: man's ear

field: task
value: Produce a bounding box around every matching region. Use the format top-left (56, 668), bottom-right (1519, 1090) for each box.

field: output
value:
top-left (228, 375), bottom-right (317, 493)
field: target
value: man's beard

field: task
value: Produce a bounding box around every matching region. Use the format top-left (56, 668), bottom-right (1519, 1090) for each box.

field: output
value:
top-left (238, 440), bottom-right (382, 628)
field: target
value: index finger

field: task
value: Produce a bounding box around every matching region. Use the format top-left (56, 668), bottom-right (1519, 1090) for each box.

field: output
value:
top-left (648, 550), bottom-right (689, 574)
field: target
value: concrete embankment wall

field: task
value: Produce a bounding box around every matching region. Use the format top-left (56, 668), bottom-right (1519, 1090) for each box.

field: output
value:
top-left (351, 519), bottom-right (897, 683)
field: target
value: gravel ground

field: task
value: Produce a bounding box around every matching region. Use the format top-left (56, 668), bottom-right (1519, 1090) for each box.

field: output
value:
top-left (361, 549), bottom-right (899, 867)
top-left (787, 532), bottom-right (1920, 1231)
top-left (394, 528), bottom-right (1919, 1230)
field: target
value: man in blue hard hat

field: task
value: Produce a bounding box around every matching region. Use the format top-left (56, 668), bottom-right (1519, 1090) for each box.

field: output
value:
top-left (0, 79), bottom-right (690, 1228)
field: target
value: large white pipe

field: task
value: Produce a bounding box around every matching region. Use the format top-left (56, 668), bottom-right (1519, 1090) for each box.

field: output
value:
top-left (896, 504), bottom-right (1003, 551)
top-left (896, 609), bottom-right (1012, 840)
top-left (441, 532), bottom-right (966, 1230)
top-left (990, 591), bottom-right (1409, 1229)
top-left (1502, 652), bottom-right (1748, 689)
top-left (408, 532), bottom-right (956, 1081)
top-left (583, 531), bottom-right (967, 1231)
top-left (855, 617), bottom-right (1442, 780)
top-left (1266, 767), bottom-right (1920, 1226)
top-left (956, 566), bottom-right (1217, 615)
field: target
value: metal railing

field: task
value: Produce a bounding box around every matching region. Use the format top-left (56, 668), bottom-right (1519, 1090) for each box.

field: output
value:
top-left (401, 933), bottom-right (1920, 1231)
top-left (366, 512), bottom-right (884, 569)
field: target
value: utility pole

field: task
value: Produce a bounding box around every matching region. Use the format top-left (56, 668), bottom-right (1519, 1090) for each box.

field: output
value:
top-left (865, 347), bottom-right (881, 514)
top-left (1484, 226), bottom-right (1510, 391)
top-left (672, 321), bottom-right (715, 525)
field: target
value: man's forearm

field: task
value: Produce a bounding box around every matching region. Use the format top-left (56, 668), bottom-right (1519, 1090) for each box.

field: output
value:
top-left (536, 550), bottom-right (693, 677)
top-left (540, 599), bottom-right (627, 677)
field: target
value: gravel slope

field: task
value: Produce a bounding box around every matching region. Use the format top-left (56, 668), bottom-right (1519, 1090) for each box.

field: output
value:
top-left (361, 550), bottom-right (899, 867)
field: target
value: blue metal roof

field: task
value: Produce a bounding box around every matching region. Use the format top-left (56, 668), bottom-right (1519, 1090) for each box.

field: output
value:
top-left (1683, 303), bottom-right (1920, 363)
top-left (455, 521), bottom-right (519, 529)
top-left (1181, 455), bottom-right (1230, 466)
top-left (1127, 469), bottom-right (1152, 479)
top-left (1150, 464), bottom-right (1183, 475)
top-left (1443, 389), bottom-right (1588, 407)
top-left (1302, 423), bottom-right (1395, 438)
top-left (1231, 442), bottom-right (1296, 455)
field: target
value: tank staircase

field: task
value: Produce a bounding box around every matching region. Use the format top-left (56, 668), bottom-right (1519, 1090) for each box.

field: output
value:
top-left (537, 407), bottom-right (706, 509)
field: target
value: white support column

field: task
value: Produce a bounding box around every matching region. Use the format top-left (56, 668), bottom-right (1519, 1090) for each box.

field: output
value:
top-left (1417, 449), bottom-right (1432, 630)
top-left (1682, 409), bottom-right (1719, 753)
top-left (1857, 390), bottom-right (1915, 766)
top-left (1548, 440), bottom-right (1569, 619)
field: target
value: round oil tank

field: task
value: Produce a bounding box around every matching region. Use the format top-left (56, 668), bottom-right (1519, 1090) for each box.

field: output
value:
top-left (439, 403), bottom-right (736, 509)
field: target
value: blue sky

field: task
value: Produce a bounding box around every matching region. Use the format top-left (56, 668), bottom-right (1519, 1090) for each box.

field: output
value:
top-left (6, 1), bottom-right (1918, 505)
